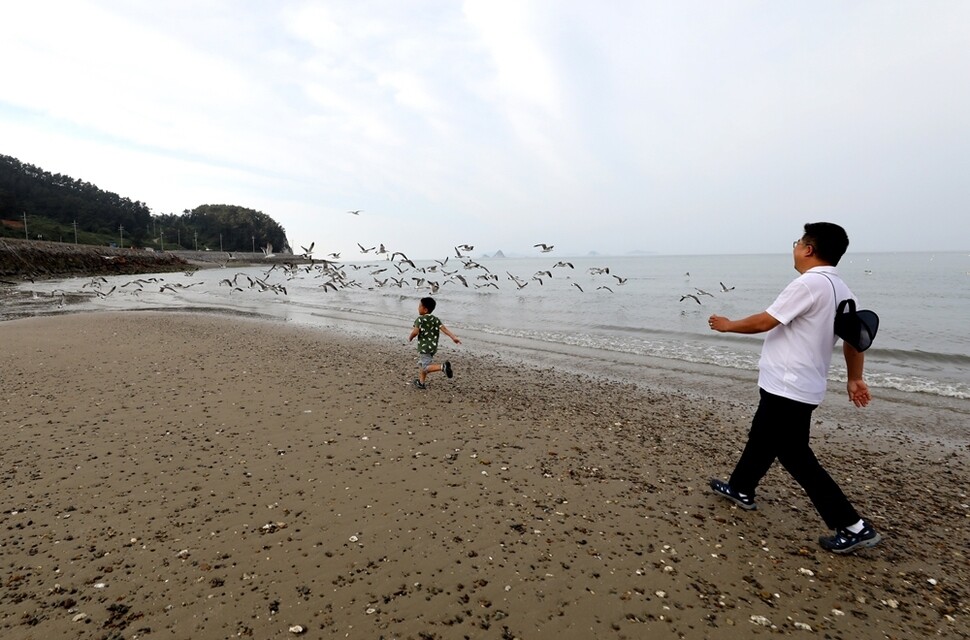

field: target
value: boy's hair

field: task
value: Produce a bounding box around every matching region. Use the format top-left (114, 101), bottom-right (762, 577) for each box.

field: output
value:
top-left (802, 222), bottom-right (849, 266)
top-left (420, 296), bottom-right (437, 312)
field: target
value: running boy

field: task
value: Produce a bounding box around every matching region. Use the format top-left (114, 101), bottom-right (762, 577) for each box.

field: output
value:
top-left (408, 296), bottom-right (460, 389)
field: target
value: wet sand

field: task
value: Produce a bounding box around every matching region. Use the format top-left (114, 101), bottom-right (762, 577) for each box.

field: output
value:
top-left (0, 312), bottom-right (966, 639)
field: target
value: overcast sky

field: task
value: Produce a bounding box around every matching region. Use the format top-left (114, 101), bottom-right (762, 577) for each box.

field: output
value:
top-left (2, 1), bottom-right (968, 258)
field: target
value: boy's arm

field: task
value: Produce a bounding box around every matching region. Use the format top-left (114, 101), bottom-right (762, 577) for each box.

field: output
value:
top-left (408, 326), bottom-right (419, 342)
top-left (440, 324), bottom-right (461, 344)
top-left (844, 342), bottom-right (871, 407)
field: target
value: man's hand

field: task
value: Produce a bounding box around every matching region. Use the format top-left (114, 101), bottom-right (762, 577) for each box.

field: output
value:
top-left (847, 379), bottom-right (871, 408)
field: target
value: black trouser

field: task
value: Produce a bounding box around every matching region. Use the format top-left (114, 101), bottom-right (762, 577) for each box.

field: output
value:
top-left (729, 388), bottom-right (860, 529)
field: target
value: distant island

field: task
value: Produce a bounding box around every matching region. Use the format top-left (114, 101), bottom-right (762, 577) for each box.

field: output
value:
top-left (1, 154), bottom-right (292, 253)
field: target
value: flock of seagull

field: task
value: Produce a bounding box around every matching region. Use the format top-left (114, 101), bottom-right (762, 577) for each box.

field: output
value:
top-left (267, 239), bottom-right (629, 295)
top-left (38, 210), bottom-right (735, 307)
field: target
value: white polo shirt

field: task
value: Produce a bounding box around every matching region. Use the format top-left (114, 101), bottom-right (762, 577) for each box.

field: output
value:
top-left (758, 266), bottom-right (855, 405)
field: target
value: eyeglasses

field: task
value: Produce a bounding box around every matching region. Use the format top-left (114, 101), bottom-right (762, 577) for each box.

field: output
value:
top-left (793, 238), bottom-right (812, 248)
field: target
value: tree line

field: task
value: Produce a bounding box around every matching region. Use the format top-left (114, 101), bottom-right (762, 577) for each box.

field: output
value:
top-left (0, 154), bottom-right (291, 253)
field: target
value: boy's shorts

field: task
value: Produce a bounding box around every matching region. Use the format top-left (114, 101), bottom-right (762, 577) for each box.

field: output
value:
top-left (417, 353), bottom-right (434, 371)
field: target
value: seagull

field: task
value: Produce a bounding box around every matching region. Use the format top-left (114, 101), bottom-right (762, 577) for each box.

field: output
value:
top-left (534, 270), bottom-right (553, 279)
top-left (262, 243), bottom-right (275, 258)
top-left (588, 266), bottom-right (610, 275)
top-left (719, 281), bottom-right (735, 292)
top-left (328, 252), bottom-right (341, 259)
top-left (572, 282), bottom-right (584, 292)
top-left (456, 244), bottom-right (474, 252)
top-left (680, 294), bottom-right (701, 304)
top-left (357, 243), bottom-right (376, 253)
top-left (553, 261), bottom-right (574, 269)
top-left (534, 243), bottom-right (554, 253)
top-left (597, 286), bottom-right (614, 293)
top-left (300, 242), bottom-right (315, 257)
top-left (695, 288), bottom-right (714, 297)
top-left (612, 275), bottom-right (628, 285)
top-left (348, 210), bottom-right (363, 215)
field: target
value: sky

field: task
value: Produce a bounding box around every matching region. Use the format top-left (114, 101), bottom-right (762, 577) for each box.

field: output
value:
top-left (2, 1), bottom-right (968, 259)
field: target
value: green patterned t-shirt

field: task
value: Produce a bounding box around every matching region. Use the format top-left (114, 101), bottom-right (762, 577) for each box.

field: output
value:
top-left (413, 314), bottom-right (442, 355)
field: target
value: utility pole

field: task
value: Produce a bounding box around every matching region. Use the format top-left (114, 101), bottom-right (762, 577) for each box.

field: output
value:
top-left (119, 224), bottom-right (124, 248)
top-left (73, 220), bottom-right (78, 245)
top-left (194, 231), bottom-right (198, 251)
top-left (252, 235), bottom-right (255, 254)
top-left (23, 212), bottom-right (28, 240)
top-left (220, 233), bottom-right (223, 252)
top-left (177, 228), bottom-right (181, 248)
top-left (159, 228), bottom-right (164, 251)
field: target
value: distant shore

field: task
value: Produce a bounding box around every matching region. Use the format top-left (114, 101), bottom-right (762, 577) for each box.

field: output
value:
top-left (0, 238), bottom-right (304, 280)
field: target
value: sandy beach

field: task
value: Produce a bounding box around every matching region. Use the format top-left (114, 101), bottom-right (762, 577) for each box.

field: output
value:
top-left (0, 312), bottom-right (966, 639)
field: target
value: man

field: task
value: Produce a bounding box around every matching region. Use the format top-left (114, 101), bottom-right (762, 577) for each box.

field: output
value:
top-left (707, 222), bottom-right (881, 554)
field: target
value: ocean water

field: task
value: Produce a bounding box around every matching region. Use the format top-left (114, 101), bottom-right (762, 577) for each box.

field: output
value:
top-left (6, 251), bottom-right (970, 401)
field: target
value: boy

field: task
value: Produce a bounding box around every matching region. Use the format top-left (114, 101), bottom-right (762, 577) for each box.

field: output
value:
top-left (408, 296), bottom-right (460, 389)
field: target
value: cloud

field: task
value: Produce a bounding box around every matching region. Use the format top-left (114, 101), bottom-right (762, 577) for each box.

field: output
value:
top-left (1, 1), bottom-right (968, 257)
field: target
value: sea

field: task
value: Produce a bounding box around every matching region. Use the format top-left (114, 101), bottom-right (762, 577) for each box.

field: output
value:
top-left (4, 251), bottom-right (970, 403)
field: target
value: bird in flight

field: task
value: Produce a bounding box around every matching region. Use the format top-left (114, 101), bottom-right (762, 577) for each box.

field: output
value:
top-left (680, 294), bottom-right (701, 304)
top-left (534, 243), bottom-right (554, 253)
top-left (695, 288), bottom-right (714, 297)
top-left (553, 261), bottom-right (574, 269)
top-left (348, 210), bottom-right (363, 215)
top-left (719, 281), bottom-right (735, 292)
top-left (572, 282), bottom-right (584, 292)
top-left (358, 243), bottom-right (376, 253)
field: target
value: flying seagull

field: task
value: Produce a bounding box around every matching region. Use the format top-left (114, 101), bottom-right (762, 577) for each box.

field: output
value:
top-left (348, 210), bottom-right (363, 215)
top-left (534, 243), bottom-right (554, 253)
top-left (719, 281), bottom-right (735, 292)
top-left (680, 294), bottom-right (701, 304)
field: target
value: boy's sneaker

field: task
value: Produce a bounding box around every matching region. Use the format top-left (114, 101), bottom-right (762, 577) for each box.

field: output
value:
top-left (412, 379), bottom-right (427, 390)
top-left (818, 522), bottom-right (882, 554)
top-left (444, 361), bottom-right (453, 378)
top-left (709, 478), bottom-right (757, 510)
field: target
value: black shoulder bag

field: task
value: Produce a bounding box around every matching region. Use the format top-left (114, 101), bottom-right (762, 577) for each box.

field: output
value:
top-left (816, 273), bottom-right (879, 352)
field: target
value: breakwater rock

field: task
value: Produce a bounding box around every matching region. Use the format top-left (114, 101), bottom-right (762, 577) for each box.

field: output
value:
top-left (0, 238), bottom-right (190, 279)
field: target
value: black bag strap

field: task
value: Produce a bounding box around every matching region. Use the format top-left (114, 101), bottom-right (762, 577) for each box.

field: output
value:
top-left (811, 271), bottom-right (839, 306)
top-left (837, 298), bottom-right (857, 315)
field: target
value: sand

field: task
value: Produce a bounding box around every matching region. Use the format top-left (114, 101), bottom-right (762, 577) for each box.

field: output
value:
top-left (0, 312), bottom-right (966, 639)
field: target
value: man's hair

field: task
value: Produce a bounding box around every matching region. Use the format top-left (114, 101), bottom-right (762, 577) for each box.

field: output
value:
top-left (803, 222), bottom-right (849, 266)
top-left (420, 296), bottom-right (437, 312)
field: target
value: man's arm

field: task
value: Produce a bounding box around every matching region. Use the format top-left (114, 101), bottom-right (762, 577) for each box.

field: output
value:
top-left (844, 342), bottom-right (871, 407)
top-left (709, 311), bottom-right (780, 334)
top-left (440, 324), bottom-right (461, 344)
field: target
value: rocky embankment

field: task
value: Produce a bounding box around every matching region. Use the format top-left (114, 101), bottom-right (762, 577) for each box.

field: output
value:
top-left (0, 238), bottom-right (190, 279)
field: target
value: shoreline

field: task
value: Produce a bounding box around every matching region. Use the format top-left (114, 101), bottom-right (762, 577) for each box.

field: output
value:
top-left (0, 312), bottom-right (966, 639)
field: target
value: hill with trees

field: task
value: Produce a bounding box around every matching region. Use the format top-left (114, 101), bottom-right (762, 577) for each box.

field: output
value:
top-left (0, 154), bottom-right (291, 253)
